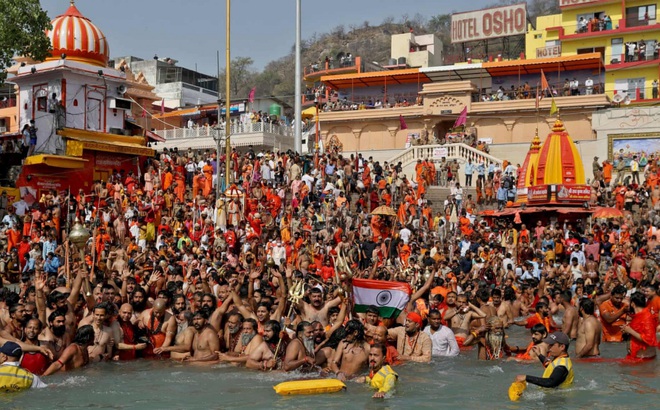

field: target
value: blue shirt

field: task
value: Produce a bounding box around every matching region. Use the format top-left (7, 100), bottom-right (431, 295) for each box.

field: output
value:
top-left (42, 240), bottom-right (57, 259)
top-left (464, 163), bottom-right (475, 175)
top-left (44, 256), bottom-right (60, 274)
top-left (477, 163), bottom-right (486, 175)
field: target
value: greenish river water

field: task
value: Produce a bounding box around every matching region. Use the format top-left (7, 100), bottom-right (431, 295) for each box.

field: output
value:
top-left (3, 326), bottom-right (658, 410)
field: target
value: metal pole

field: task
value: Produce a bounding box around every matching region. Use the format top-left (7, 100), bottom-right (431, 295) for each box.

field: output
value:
top-left (225, 0), bottom-right (231, 187)
top-left (216, 50), bottom-right (222, 199)
top-left (294, 0), bottom-right (302, 153)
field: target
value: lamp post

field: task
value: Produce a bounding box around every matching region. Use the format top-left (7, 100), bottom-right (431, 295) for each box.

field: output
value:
top-left (294, 0), bottom-right (302, 153)
top-left (225, 0), bottom-right (232, 188)
top-left (68, 220), bottom-right (92, 296)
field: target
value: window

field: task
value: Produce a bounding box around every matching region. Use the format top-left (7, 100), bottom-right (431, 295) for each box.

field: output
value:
top-left (611, 38), bottom-right (624, 63)
top-left (626, 5), bottom-right (656, 27)
top-left (615, 77), bottom-right (645, 99)
top-left (534, 34), bottom-right (543, 39)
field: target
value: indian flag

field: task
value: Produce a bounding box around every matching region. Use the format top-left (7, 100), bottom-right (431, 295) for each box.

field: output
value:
top-left (353, 279), bottom-right (411, 319)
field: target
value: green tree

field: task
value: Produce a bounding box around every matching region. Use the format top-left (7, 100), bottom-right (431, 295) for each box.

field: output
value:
top-left (218, 56), bottom-right (257, 100)
top-left (0, 0), bottom-right (52, 84)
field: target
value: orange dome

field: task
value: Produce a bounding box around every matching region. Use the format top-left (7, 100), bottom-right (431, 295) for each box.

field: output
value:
top-left (515, 132), bottom-right (542, 205)
top-left (533, 118), bottom-right (585, 185)
top-left (45, 1), bottom-right (109, 67)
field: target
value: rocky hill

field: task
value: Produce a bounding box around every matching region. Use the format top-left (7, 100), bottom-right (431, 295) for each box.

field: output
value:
top-left (227, 0), bottom-right (560, 109)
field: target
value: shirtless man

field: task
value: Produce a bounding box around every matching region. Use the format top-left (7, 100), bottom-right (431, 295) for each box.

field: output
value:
top-left (19, 318), bottom-right (51, 375)
top-left (185, 310), bottom-right (219, 362)
top-left (330, 319), bottom-right (370, 381)
top-left (629, 253), bottom-right (646, 282)
top-left (81, 303), bottom-right (114, 362)
top-left (283, 321), bottom-right (316, 372)
top-left (445, 294), bottom-right (486, 348)
top-left (464, 316), bottom-right (511, 360)
top-left (39, 311), bottom-right (71, 360)
top-left (557, 291), bottom-right (578, 339)
top-left (246, 320), bottom-right (282, 371)
top-left (43, 324), bottom-right (94, 375)
top-left (387, 312), bottom-right (432, 363)
top-left (476, 288), bottom-right (497, 319)
top-left (217, 318), bottom-right (263, 365)
top-left (493, 288), bottom-right (514, 327)
top-left (138, 298), bottom-right (176, 357)
top-left (223, 312), bottom-right (243, 354)
top-left (297, 287), bottom-right (341, 327)
top-left (575, 299), bottom-right (601, 358)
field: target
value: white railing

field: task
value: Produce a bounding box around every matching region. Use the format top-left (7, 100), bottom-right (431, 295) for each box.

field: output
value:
top-left (388, 143), bottom-right (503, 168)
top-left (389, 143), bottom-right (504, 187)
top-left (159, 122), bottom-right (293, 140)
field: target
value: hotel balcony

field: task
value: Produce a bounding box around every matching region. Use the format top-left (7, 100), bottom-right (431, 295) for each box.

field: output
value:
top-left (158, 121), bottom-right (294, 152)
top-left (551, 18), bottom-right (660, 41)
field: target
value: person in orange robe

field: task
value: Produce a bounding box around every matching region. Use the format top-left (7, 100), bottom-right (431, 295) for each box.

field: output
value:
top-left (202, 162), bottom-right (213, 197)
top-left (174, 172), bottom-right (185, 202)
top-left (362, 164), bottom-right (371, 189)
top-left (192, 171), bottom-right (202, 197)
top-left (602, 160), bottom-right (613, 185)
top-left (163, 169), bottom-right (173, 191)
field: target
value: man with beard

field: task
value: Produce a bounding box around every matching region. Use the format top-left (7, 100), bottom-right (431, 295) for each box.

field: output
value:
top-left (355, 344), bottom-right (398, 399)
top-left (283, 321), bottom-right (316, 372)
top-left (223, 312), bottom-right (244, 354)
top-left (1, 303), bottom-right (28, 340)
top-left (19, 318), bottom-right (51, 375)
top-left (423, 309), bottom-right (459, 357)
top-left (116, 304), bottom-right (147, 360)
top-left (330, 319), bottom-right (371, 380)
top-left (39, 311), bottom-right (70, 360)
top-left (217, 318), bottom-right (263, 364)
top-left (154, 310), bottom-right (194, 360)
top-left (246, 320), bottom-right (283, 371)
top-left (183, 309), bottom-right (219, 362)
top-left (311, 320), bottom-right (332, 367)
top-left (575, 298), bottom-right (601, 358)
top-left (599, 285), bottom-right (628, 342)
top-left (464, 316), bottom-right (510, 360)
top-left (43, 325), bottom-right (94, 375)
top-left (510, 323), bottom-right (548, 361)
top-left (513, 301), bottom-right (557, 333)
top-left (138, 298), bottom-right (176, 358)
top-left (130, 288), bottom-right (149, 322)
top-left (38, 270), bottom-right (86, 338)
top-left (387, 312), bottom-right (432, 363)
top-left (447, 294), bottom-right (486, 349)
top-left (622, 292), bottom-right (657, 360)
top-left (297, 287), bottom-right (342, 327)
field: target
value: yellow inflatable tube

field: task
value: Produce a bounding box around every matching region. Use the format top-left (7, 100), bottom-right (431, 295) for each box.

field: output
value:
top-left (274, 379), bottom-right (346, 395)
top-left (508, 381), bottom-right (527, 401)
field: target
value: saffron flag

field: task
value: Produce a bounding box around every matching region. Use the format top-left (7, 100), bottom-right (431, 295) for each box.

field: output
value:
top-left (248, 87), bottom-right (256, 103)
top-left (550, 98), bottom-right (558, 115)
top-left (453, 106), bottom-right (467, 128)
top-left (353, 278), bottom-right (411, 318)
top-left (541, 70), bottom-right (550, 93)
top-left (399, 115), bottom-right (408, 130)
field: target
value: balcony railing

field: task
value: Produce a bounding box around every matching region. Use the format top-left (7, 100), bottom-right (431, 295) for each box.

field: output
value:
top-left (159, 121), bottom-right (293, 140)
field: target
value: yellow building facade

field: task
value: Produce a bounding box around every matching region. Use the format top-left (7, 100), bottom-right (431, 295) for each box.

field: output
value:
top-left (527, 0), bottom-right (660, 101)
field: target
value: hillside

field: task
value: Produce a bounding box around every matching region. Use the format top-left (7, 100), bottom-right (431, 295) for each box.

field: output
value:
top-left (224, 0), bottom-right (560, 109)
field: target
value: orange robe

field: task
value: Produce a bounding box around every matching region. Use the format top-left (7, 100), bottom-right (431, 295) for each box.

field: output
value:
top-left (174, 174), bottom-right (185, 202)
top-left (202, 165), bottom-right (213, 196)
top-left (163, 171), bottom-right (173, 191)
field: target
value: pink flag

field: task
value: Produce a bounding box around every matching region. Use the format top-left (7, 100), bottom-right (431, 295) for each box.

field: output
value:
top-left (161, 99), bottom-right (165, 115)
top-left (248, 87), bottom-right (256, 103)
top-left (399, 115), bottom-right (408, 130)
top-left (453, 106), bottom-right (467, 128)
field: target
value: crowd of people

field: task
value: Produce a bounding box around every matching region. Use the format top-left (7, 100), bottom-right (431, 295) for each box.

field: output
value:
top-left (0, 145), bottom-right (658, 396)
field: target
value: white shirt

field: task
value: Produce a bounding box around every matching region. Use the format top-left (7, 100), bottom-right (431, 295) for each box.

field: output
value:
top-left (423, 326), bottom-right (459, 357)
top-left (301, 174), bottom-right (314, 190)
top-left (1, 361), bottom-right (47, 388)
top-left (271, 245), bottom-right (286, 266)
top-left (585, 79), bottom-right (593, 88)
top-left (399, 227), bottom-right (412, 244)
top-left (12, 200), bottom-right (30, 216)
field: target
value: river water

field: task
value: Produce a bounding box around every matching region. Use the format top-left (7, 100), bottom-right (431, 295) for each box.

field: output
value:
top-left (4, 326), bottom-right (658, 410)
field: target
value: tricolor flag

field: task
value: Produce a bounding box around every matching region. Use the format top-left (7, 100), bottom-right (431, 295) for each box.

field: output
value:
top-left (353, 278), bottom-right (411, 319)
